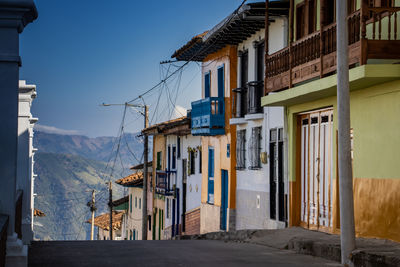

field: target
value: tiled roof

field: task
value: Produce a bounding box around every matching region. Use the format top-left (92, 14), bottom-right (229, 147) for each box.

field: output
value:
top-left (171, 31), bottom-right (208, 60)
top-left (130, 161), bottom-right (153, 170)
top-left (142, 116), bottom-right (190, 135)
top-left (112, 196), bottom-right (129, 207)
top-left (34, 208), bottom-right (45, 217)
top-left (86, 211), bottom-right (124, 231)
top-left (172, 1), bottom-right (289, 61)
top-left (115, 172), bottom-right (143, 187)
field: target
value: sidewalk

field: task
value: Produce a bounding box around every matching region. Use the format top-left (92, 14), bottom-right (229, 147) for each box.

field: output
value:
top-left (179, 227), bottom-right (400, 267)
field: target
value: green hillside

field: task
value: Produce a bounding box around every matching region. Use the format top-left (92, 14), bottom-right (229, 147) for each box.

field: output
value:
top-left (34, 152), bottom-right (125, 240)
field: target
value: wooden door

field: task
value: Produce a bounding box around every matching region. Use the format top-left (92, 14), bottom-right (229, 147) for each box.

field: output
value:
top-left (220, 169), bottom-right (228, 231)
top-left (300, 109), bottom-right (333, 230)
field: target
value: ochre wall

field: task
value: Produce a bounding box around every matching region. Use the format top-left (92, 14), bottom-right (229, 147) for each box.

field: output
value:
top-left (287, 79), bottom-right (400, 242)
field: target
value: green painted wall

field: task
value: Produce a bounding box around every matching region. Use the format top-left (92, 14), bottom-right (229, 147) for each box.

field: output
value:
top-left (287, 79), bottom-right (400, 182)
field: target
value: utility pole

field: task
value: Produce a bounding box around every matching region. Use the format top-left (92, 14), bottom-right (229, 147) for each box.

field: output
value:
top-left (142, 105), bottom-right (149, 240)
top-left (89, 190), bottom-right (96, 240)
top-left (336, 1), bottom-right (356, 265)
top-left (108, 181), bottom-right (113, 240)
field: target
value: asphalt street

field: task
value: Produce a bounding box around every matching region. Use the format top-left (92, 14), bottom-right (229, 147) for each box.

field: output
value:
top-left (29, 240), bottom-right (342, 267)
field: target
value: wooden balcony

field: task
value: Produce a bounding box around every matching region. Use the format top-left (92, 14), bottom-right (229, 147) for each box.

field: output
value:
top-left (265, 5), bottom-right (400, 94)
top-left (155, 170), bottom-right (175, 196)
top-left (191, 97), bottom-right (225, 136)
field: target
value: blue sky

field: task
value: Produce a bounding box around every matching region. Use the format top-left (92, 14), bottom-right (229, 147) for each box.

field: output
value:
top-left (20, 0), bottom-right (247, 137)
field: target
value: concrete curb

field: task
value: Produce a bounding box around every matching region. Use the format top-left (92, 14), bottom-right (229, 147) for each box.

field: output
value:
top-left (178, 228), bottom-right (400, 267)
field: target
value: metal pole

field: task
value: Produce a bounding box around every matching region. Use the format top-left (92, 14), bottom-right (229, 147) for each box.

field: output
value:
top-left (108, 181), bottom-right (113, 240)
top-left (336, 1), bottom-right (356, 265)
top-left (142, 105), bottom-right (149, 240)
top-left (90, 190), bottom-right (95, 241)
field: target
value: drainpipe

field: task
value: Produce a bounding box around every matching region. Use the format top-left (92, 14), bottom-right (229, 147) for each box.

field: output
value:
top-left (336, 1), bottom-right (356, 266)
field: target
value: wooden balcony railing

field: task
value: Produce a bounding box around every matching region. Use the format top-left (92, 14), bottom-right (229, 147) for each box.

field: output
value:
top-left (265, 2), bottom-right (400, 94)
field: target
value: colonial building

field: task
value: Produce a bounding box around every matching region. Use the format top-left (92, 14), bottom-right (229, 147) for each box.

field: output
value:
top-left (229, 1), bottom-right (289, 230)
top-left (0, 1), bottom-right (38, 266)
top-left (87, 211), bottom-right (124, 240)
top-left (115, 171), bottom-right (147, 240)
top-left (261, 0), bottom-right (400, 242)
top-left (143, 117), bottom-right (202, 238)
top-left (17, 80), bottom-right (38, 244)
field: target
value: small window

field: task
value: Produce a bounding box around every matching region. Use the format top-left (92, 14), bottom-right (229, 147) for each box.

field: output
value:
top-left (148, 215), bottom-right (152, 231)
top-left (199, 149), bottom-right (202, 174)
top-left (188, 149), bottom-right (196, 175)
top-left (205, 72), bottom-right (211, 98)
top-left (135, 197), bottom-right (137, 208)
top-left (249, 127), bottom-right (262, 169)
top-left (256, 41), bottom-right (265, 82)
top-left (156, 151), bottom-right (162, 170)
top-left (172, 146), bottom-right (176, 169)
top-left (177, 137), bottom-right (181, 159)
top-left (236, 130), bottom-right (246, 169)
top-left (139, 198), bottom-right (141, 209)
top-left (130, 194), bottom-right (132, 213)
top-left (166, 198), bottom-right (170, 219)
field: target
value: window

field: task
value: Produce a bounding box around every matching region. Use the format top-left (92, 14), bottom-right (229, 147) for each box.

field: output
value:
top-left (308, 0), bottom-right (316, 34)
top-left (135, 197), bottom-right (137, 208)
top-left (348, 0), bottom-right (356, 14)
top-left (240, 51), bottom-right (249, 114)
top-left (325, 0), bottom-right (335, 25)
top-left (249, 127), bottom-right (262, 169)
top-left (199, 149), bottom-right (202, 173)
top-left (204, 72), bottom-right (211, 98)
top-left (256, 41), bottom-right (265, 82)
top-left (218, 65), bottom-right (225, 98)
top-left (139, 198), bottom-right (141, 209)
top-left (172, 145), bottom-right (176, 169)
top-left (236, 130), bottom-right (246, 169)
top-left (130, 194), bottom-right (132, 213)
top-left (168, 145), bottom-right (171, 170)
top-left (188, 149), bottom-right (195, 175)
top-left (296, 3), bottom-right (306, 39)
top-left (177, 137), bottom-right (181, 159)
top-left (156, 151), bottom-right (162, 170)
top-left (207, 147), bottom-right (215, 204)
top-left (148, 215), bottom-right (152, 231)
top-left (166, 198), bottom-right (170, 219)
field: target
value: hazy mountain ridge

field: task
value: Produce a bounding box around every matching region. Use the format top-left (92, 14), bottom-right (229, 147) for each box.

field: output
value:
top-left (33, 131), bottom-right (143, 240)
top-left (34, 131), bottom-right (144, 166)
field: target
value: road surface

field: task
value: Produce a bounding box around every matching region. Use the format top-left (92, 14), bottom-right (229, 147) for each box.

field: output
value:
top-left (29, 240), bottom-right (341, 267)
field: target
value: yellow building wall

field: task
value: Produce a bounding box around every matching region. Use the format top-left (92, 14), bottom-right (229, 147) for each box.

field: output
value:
top-left (287, 79), bottom-right (400, 242)
top-left (151, 134), bottom-right (166, 240)
top-left (199, 45), bottom-right (237, 233)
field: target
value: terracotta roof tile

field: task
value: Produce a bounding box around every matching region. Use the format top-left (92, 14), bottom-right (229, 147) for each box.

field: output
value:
top-left (34, 208), bottom-right (45, 217)
top-left (142, 116), bottom-right (189, 135)
top-left (86, 211), bottom-right (124, 231)
top-left (115, 172), bottom-right (143, 187)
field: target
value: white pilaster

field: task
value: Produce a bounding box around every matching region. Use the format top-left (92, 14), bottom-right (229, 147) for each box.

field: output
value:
top-left (0, 1), bottom-right (37, 266)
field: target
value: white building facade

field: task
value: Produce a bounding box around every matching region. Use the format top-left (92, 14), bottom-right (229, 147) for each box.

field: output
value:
top-left (164, 132), bottom-right (202, 238)
top-left (17, 80), bottom-right (38, 244)
top-left (230, 13), bottom-right (289, 230)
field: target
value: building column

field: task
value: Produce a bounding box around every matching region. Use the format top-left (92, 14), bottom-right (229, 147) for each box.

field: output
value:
top-left (0, 1), bottom-right (37, 266)
top-left (17, 81), bottom-right (37, 245)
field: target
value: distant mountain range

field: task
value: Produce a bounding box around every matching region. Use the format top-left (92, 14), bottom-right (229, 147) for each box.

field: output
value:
top-left (34, 131), bottom-right (144, 166)
top-left (33, 131), bottom-right (145, 240)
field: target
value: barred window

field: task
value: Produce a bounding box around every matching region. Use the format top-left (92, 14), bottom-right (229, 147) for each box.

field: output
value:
top-left (236, 130), bottom-right (246, 169)
top-left (249, 127), bottom-right (262, 169)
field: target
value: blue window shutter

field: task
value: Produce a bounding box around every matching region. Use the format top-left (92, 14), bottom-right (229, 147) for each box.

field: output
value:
top-left (218, 65), bottom-right (224, 98)
top-left (208, 148), bottom-right (215, 203)
top-left (205, 72), bottom-right (210, 98)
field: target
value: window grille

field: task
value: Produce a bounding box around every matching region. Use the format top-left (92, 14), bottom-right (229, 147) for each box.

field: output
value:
top-left (236, 130), bottom-right (246, 169)
top-left (249, 127), bottom-right (262, 169)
